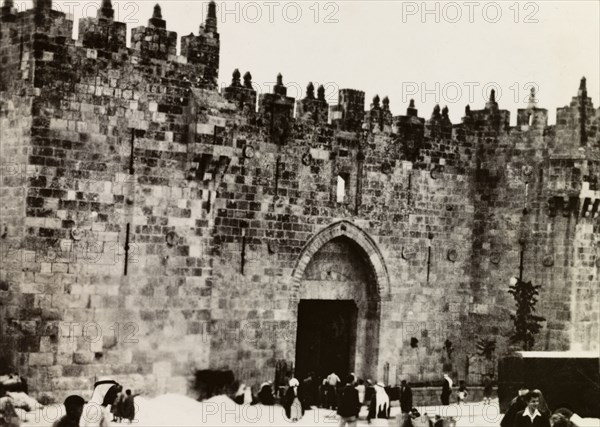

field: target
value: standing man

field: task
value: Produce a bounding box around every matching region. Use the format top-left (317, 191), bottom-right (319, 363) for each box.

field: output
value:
top-left (302, 372), bottom-right (318, 408)
top-left (440, 373), bottom-right (453, 405)
top-left (122, 390), bottom-right (137, 424)
top-left (337, 375), bottom-right (360, 427)
top-left (283, 378), bottom-right (305, 422)
top-left (367, 382), bottom-right (390, 425)
top-left (482, 375), bottom-right (493, 405)
top-left (514, 391), bottom-right (551, 427)
top-left (111, 385), bottom-right (124, 422)
top-left (399, 380), bottom-right (413, 414)
top-left (326, 372), bottom-right (341, 410)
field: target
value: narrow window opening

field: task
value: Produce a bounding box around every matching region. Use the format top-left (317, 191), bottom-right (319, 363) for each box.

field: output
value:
top-left (336, 174), bottom-right (347, 203)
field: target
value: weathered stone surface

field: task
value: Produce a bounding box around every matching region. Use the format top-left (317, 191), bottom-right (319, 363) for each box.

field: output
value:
top-left (0, 0), bottom-right (599, 405)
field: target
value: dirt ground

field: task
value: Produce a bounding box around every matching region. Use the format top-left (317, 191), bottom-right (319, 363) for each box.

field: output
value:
top-left (16, 396), bottom-right (600, 427)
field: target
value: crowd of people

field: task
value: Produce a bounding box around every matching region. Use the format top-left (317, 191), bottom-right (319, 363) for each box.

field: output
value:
top-left (1, 374), bottom-right (589, 427)
top-left (108, 386), bottom-right (136, 424)
top-left (236, 373), bottom-right (400, 425)
top-left (230, 373), bottom-right (586, 427)
top-left (231, 372), bottom-right (438, 426)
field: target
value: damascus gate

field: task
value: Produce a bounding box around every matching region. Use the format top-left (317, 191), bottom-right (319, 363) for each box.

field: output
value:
top-left (0, 0), bottom-right (599, 402)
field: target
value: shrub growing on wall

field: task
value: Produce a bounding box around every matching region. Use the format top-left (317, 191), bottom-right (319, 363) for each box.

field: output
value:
top-left (508, 278), bottom-right (546, 350)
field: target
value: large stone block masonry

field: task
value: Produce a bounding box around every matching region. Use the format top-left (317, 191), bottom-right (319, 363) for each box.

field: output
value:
top-left (0, 0), bottom-right (599, 403)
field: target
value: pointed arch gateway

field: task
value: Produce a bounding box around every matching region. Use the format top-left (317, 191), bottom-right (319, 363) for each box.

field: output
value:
top-left (291, 221), bottom-right (391, 300)
top-left (291, 220), bottom-right (391, 383)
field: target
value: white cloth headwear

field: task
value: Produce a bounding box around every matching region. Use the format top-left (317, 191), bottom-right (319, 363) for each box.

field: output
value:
top-left (374, 382), bottom-right (389, 415)
top-left (444, 374), bottom-right (453, 389)
top-left (243, 387), bottom-right (252, 404)
top-left (289, 378), bottom-right (299, 387)
top-left (89, 381), bottom-right (117, 405)
top-left (235, 384), bottom-right (246, 396)
top-left (81, 380), bottom-right (118, 427)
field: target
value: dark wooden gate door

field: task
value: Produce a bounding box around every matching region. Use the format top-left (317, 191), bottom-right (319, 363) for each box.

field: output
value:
top-left (295, 300), bottom-right (357, 382)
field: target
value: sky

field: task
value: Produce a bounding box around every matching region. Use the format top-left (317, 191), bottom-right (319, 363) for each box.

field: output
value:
top-left (16, 0), bottom-right (600, 124)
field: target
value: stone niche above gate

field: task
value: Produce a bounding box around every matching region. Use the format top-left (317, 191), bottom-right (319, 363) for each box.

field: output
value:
top-left (301, 236), bottom-right (374, 301)
top-left (291, 220), bottom-right (391, 303)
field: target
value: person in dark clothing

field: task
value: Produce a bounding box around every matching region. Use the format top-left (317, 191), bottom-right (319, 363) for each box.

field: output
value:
top-left (501, 387), bottom-right (530, 427)
top-left (319, 379), bottom-right (327, 408)
top-left (440, 374), bottom-right (453, 405)
top-left (399, 412), bottom-right (414, 427)
top-left (282, 378), bottom-right (304, 421)
top-left (411, 408), bottom-right (433, 427)
top-left (257, 382), bottom-right (275, 405)
top-left (533, 389), bottom-right (551, 419)
top-left (482, 375), bottom-right (493, 405)
top-left (53, 395), bottom-right (85, 427)
top-left (457, 381), bottom-right (468, 404)
top-left (552, 408), bottom-right (573, 420)
top-left (337, 375), bottom-right (360, 427)
top-left (550, 413), bottom-right (574, 427)
top-left (399, 380), bottom-right (413, 414)
top-left (102, 385), bottom-right (118, 408)
top-left (121, 390), bottom-right (136, 423)
top-left (514, 391), bottom-right (551, 427)
top-left (111, 385), bottom-right (124, 422)
top-left (367, 382), bottom-right (390, 424)
top-left (301, 373), bottom-right (318, 408)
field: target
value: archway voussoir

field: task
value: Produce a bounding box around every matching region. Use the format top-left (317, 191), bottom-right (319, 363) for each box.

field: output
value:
top-left (313, 235), bottom-right (327, 247)
top-left (324, 229), bottom-right (339, 240)
top-left (369, 253), bottom-right (382, 268)
top-left (291, 220), bottom-right (391, 301)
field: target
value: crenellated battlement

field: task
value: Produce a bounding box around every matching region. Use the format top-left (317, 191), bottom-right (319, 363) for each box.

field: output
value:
top-left (0, 0), bottom-right (220, 90)
top-left (2, 0), bottom-right (599, 156)
top-left (1, 0), bottom-right (599, 206)
top-left (2, 0), bottom-right (599, 196)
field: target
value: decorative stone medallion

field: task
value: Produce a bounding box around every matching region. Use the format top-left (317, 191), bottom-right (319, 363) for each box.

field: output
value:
top-left (430, 165), bottom-right (444, 180)
top-left (447, 249), bottom-right (458, 262)
top-left (71, 228), bottom-right (83, 241)
top-left (166, 231), bottom-right (178, 247)
top-left (268, 240), bottom-right (279, 254)
top-left (243, 145), bottom-right (255, 159)
top-left (302, 152), bottom-right (312, 166)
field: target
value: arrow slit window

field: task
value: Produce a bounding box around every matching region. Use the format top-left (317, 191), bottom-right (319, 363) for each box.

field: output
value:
top-left (337, 174), bottom-right (348, 203)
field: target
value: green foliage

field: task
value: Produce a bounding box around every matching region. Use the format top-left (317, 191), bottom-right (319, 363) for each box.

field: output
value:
top-left (508, 278), bottom-right (546, 350)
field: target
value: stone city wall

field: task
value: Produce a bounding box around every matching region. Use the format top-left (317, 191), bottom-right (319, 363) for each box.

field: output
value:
top-left (0, 0), bottom-right (598, 403)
